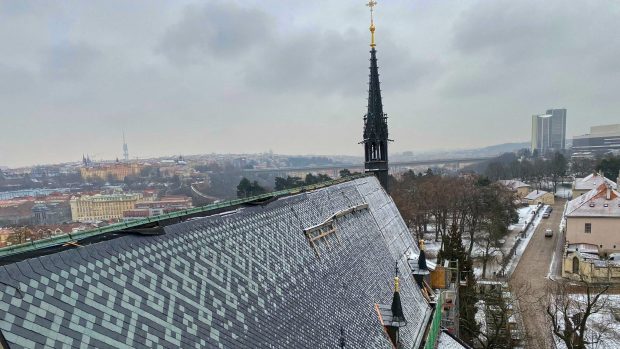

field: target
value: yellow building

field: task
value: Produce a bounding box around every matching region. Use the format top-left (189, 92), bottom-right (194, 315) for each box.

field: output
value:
top-left (498, 180), bottom-right (531, 199)
top-left (70, 193), bottom-right (142, 222)
top-left (523, 190), bottom-right (554, 205)
top-left (80, 163), bottom-right (143, 181)
top-left (562, 183), bottom-right (620, 282)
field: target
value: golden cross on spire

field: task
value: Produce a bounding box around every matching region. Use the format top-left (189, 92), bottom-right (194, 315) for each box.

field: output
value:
top-left (366, 0), bottom-right (378, 47)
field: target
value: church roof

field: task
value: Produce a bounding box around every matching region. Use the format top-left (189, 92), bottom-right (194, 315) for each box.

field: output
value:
top-left (0, 177), bottom-right (431, 348)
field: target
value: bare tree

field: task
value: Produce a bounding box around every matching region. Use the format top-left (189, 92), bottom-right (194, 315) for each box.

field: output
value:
top-left (546, 279), bottom-right (611, 349)
top-left (464, 282), bottom-right (531, 349)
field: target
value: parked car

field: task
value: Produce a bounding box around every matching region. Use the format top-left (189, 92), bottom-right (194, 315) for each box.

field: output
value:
top-left (545, 229), bottom-right (553, 237)
top-left (542, 212), bottom-right (550, 218)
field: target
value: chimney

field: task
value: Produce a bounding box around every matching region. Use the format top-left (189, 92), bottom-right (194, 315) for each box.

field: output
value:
top-left (606, 183), bottom-right (612, 200)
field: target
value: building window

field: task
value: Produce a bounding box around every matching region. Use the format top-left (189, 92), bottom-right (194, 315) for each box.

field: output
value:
top-left (585, 223), bottom-right (592, 234)
top-left (572, 257), bottom-right (579, 274)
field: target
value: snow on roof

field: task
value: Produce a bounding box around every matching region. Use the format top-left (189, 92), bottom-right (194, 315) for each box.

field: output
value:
top-left (567, 243), bottom-right (599, 255)
top-left (498, 180), bottom-right (531, 190)
top-left (524, 190), bottom-right (550, 200)
top-left (438, 330), bottom-right (471, 349)
top-left (593, 259), bottom-right (620, 267)
top-left (574, 173), bottom-right (617, 191)
top-left (566, 183), bottom-right (620, 218)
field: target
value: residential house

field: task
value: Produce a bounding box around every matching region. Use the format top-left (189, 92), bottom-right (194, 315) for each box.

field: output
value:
top-left (498, 180), bottom-right (531, 199)
top-left (523, 190), bottom-right (554, 205)
top-left (572, 172), bottom-right (617, 197)
top-left (563, 183), bottom-right (620, 282)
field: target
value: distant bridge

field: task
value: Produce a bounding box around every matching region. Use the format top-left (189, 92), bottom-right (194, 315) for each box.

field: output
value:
top-left (241, 157), bottom-right (492, 178)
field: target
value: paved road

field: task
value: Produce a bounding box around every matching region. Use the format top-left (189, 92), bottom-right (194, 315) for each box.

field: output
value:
top-left (509, 199), bottom-right (565, 349)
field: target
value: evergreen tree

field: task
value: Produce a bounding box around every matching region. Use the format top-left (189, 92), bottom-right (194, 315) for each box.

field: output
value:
top-left (597, 155), bottom-right (620, 180)
top-left (438, 224), bottom-right (478, 345)
top-left (236, 178), bottom-right (267, 198)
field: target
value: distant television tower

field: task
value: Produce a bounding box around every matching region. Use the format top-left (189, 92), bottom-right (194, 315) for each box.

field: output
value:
top-left (122, 132), bottom-right (129, 161)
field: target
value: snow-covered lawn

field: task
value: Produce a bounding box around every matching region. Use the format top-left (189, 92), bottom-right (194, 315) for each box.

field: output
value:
top-left (509, 205), bottom-right (538, 232)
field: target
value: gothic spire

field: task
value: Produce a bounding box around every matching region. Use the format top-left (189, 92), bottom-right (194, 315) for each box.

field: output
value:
top-left (362, 0), bottom-right (390, 192)
top-left (363, 0), bottom-right (386, 141)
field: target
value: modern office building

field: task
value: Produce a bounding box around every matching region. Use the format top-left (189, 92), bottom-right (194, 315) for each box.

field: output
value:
top-left (531, 108), bottom-right (567, 155)
top-left (571, 124), bottom-right (620, 158)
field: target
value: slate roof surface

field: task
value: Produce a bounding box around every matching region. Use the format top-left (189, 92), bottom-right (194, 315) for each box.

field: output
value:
top-left (0, 177), bottom-right (431, 349)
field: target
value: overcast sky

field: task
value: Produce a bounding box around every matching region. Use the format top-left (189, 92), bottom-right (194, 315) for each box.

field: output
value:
top-left (1, 0), bottom-right (619, 167)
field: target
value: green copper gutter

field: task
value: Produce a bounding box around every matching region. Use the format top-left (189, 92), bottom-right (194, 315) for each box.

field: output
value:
top-left (0, 173), bottom-right (371, 258)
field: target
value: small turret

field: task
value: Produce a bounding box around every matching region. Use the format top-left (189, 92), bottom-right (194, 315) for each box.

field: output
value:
top-left (412, 240), bottom-right (430, 288)
top-left (385, 263), bottom-right (407, 347)
top-left (391, 265), bottom-right (405, 324)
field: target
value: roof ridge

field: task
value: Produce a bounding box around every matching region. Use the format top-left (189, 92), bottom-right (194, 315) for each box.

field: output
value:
top-left (0, 174), bottom-right (372, 261)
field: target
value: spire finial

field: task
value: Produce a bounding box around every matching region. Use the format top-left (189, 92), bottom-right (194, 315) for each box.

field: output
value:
top-left (366, 0), bottom-right (377, 47)
top-left (394, 262), bottom-right (400, 292)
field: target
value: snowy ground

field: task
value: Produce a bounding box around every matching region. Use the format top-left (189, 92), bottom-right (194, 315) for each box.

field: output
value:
top-left (555, 186), bottom-right (572, 199)
top-left (475, 300), bottom-right (487, 341)
top-left (418, 232), bottom-right (442, 260)
top-left (548, 201), bottom-right (569, 280)
top-left (553, 294), bottom-right (620, 349)
top-left (501, 205), bottom-right (546, 278)
top-left (509, 205), bottom-right (537, 231)
top-left (415, 205), bottom-right (544, 279)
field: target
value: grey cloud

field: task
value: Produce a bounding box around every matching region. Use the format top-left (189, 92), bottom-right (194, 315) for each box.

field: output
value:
top-left (2, 0), bottom-right (620, 167)
top-left (440, 0), bottom-right (620, 99)
top-left (244, 29), bottom-right (438, 96)
top-left (158, 2), bottom-right (274, 65)
top-left (0, 64), bottom-right (35, 97)
top-left (41, 42), bottom-right (101, 80)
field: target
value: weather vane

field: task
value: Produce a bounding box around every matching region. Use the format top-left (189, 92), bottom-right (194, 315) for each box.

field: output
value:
top-left (366, 0), bottom-right (378, 47)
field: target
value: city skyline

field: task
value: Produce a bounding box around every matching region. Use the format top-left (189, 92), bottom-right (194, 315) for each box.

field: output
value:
top-left (2, 0), bottom-right (620, 167)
